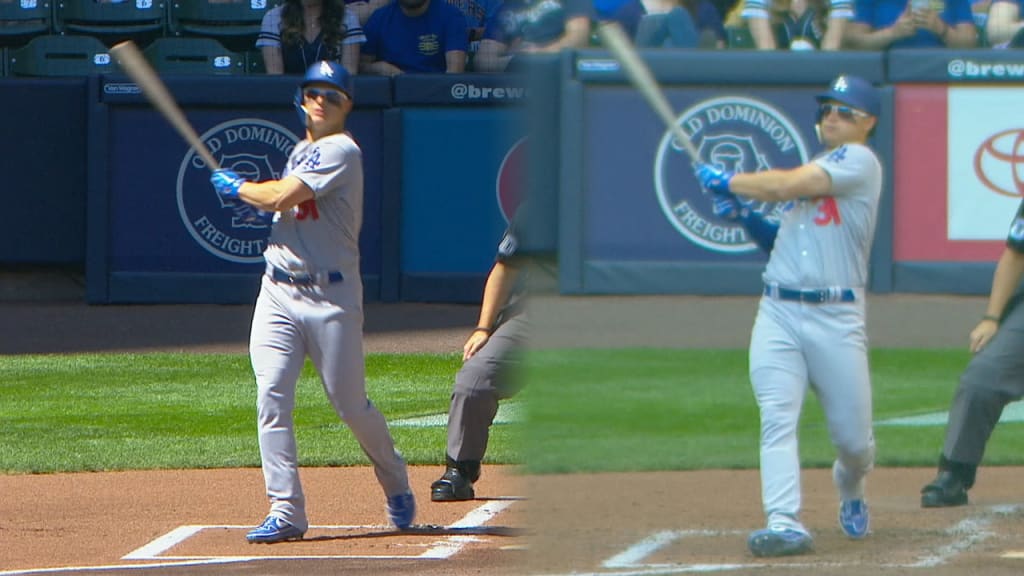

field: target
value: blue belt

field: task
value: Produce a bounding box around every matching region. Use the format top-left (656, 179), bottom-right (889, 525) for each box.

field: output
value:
top-left (764, 284), bottom-right (855, 304)
top-left (270, 267), bottom-right (343, 286)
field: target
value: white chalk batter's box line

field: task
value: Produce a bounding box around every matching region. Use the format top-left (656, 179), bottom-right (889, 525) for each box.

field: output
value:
top-left (120, 499), bottom-right (519, 562)
top-left (0, 500), bottom-right (525, 575)
top-left (530, 504), bottom-right (1024, 576)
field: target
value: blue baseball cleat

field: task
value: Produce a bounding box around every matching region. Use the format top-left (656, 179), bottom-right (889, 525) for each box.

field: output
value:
top-left (387, 491), bottom-right (416, 529)
top-left (245, 515), bottom-right (305, 543)
top-left (839, 499), bottom-right (870, 539)
top-left (747, 526), bottom-right (814, 557)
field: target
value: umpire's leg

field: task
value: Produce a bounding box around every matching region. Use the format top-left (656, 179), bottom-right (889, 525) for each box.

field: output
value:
top-left (445, 313), bottom-right (528, 479)
top-left (941, 298), bottom-right (1024, 482)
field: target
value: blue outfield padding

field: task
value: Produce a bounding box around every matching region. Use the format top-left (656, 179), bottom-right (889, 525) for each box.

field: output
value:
top-left (0, 77), bottom-right (88, 263)
top-left (1, 55), bottom-right (1012, 303)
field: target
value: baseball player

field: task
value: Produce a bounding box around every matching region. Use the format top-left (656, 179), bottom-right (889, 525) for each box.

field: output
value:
top-left (696, 75), bottom-right (883, 557)
top-left (209, 60), bottom-right (415, 544)
top-left (430, 215), bottom-right (529, 501)
top-left (919, 203), bottom-right (1024, 507)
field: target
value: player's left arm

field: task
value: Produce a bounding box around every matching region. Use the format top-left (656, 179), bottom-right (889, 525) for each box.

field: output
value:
top-left (236, 176), bottom-right (314, 213)
top-left (727, 162), bottom-right (833, 202)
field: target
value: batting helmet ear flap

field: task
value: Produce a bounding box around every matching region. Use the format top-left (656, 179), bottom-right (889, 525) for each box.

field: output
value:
top-left (294, 87), bottom-right (308, 128)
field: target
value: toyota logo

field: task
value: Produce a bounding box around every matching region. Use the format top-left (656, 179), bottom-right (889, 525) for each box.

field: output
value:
top-left (974, 128), bottom-right (1024, 198)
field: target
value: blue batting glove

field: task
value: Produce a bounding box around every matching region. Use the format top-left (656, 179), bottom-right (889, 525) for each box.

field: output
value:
top-left (230, 201), bottom-right (273, 226)
top-left (695, 163), bottom-right (733, 195)
top-left (710, 191), bottom-right (744, 221)
top-left (210, 169), bottom-right (246, 199)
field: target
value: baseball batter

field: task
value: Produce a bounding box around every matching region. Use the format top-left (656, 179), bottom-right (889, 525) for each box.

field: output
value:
top-left (697, 75), bottom-right (883, 557)
top-left (209, 60), bottom-right (415, 544)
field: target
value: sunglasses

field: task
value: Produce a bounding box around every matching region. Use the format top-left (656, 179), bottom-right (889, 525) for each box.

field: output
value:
top-left (819, 103), bottom-right (869, 121)
top-left (303, 87), bottom-right (348, 106)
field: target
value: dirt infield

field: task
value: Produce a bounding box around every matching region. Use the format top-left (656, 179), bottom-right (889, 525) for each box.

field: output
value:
top-left (4, 293), bottom-right (1024, 575)
top-left (527, 468), bottom-right (1024, 576)
top-left (0, 466), bottom-right (526, 576)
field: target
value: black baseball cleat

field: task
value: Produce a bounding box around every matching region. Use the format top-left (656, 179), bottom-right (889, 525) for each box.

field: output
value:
top-left (431, 467), bottom-right (475, 501)
top-left (921, 470), bottom-right (969, 508)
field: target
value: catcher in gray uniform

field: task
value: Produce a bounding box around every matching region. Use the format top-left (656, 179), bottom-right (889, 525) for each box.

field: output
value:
top-left (209, 60), bottom-right (415, 543)
top-left (920, 200), bottom-right (1024, 507)
top-left (430, 218), bottom-right (528, 501)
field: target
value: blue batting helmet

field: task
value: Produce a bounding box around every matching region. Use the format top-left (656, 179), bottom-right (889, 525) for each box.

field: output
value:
top-left (301, 60), bottom-right (353, 99)
top-left (816, 75), bottom-right (880, 117)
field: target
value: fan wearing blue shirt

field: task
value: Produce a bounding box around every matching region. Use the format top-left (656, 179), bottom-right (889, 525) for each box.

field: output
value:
top-left (845, 0), bottom-right (977, 48)
top-left (361, 0), bottom-right (470, 74)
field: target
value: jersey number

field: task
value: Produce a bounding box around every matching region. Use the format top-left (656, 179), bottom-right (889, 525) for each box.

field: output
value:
top-left (814, 197), bottom-right (841, 226)
top-left (296, 199), bottom-right (320, 221)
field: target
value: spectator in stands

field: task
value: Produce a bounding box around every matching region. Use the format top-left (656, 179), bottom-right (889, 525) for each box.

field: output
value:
top-left (595, 0), bottom-right (648, 37)
top-left (472, 0), bottom-right (594, 72)
top-left (443, 0), bottom-right (508, 69)
top-left (347, 0), bottom-right (390, 25)
top-left (986, 0), bottom-right (1024, 46)
top-left (257, 0), bottom-right (364, 75)
top-left (361, 0), bottom-right (469, 74)
top-left (742, 0), bottom-right (853, 49)
top-left (446, 0), bottom-right (506, 43)
top-left (635, 0), bottom-right (726, 48)
top-left (844, 0), bottom-right (977, 48)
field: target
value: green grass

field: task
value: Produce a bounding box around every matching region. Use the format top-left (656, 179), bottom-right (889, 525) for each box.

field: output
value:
top-left (5, 348), bottom-right (1023, 476)
top-left (0, 353), bottom-right (522, 473)
top-left (521, 348), bottom-right (1024, 474)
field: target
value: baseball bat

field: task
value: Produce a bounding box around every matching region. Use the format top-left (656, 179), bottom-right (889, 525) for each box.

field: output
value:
top-left (109, 40), bottom-right (221, 171)
top-left (596, 22), bottom-right (701, 162)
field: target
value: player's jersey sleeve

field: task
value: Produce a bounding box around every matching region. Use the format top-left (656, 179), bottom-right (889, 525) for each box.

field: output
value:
top-left (813, 143), bottom-right (882, 200)
top-left (288, 137), bottom-right (361, 198)
top-left (256, 6), bottom-right (283, 48)
top-left (1007, 199), bottom-right (1024, 253)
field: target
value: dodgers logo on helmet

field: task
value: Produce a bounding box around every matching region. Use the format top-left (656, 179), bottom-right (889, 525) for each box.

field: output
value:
top-left (177, 119), bottom-right (300, 264)
top-left (655, 96), bottom-right (809, 253)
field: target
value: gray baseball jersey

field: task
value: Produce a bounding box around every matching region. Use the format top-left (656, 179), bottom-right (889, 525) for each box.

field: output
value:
top-left (749, 142), bottom-right (882, 537)
top-left (263, 133), bottom-right (364, 303)
top-left (764, 143), bottom-right (883, 290)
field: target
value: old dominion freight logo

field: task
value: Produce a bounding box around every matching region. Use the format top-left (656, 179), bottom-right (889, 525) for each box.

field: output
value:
top-left (655, 96), bottom-right (809, 253)
top-left (177, 119), bottom-right (300, 263)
